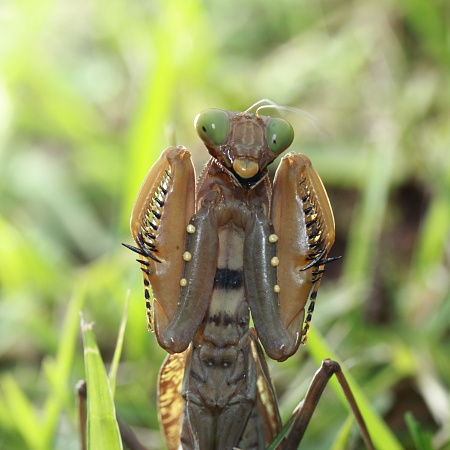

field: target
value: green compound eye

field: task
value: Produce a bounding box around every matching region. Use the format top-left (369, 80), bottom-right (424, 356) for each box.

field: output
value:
top-left (266, 117), bottom-right (294, 153)
top-left (194, 109), bottom-right (230, 146)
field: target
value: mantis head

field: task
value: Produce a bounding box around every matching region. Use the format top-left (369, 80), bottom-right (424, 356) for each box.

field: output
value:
top-left (194, 108), bottom-right (294, 184)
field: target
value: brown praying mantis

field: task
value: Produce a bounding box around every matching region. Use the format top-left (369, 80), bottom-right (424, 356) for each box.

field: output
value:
top-left (124, 100), bottom-right (375, 449)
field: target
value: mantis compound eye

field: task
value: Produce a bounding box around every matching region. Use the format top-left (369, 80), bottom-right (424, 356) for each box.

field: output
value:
top-left (194, 109), bottom-right (230, 146)
top-left (266, 117), bottom-right (294, 153)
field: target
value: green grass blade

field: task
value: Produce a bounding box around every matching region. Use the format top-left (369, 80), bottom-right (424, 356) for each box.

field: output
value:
top-left (108, 292), bottom-right (130, 396)
top-left (266, 413), bottom-right (296, 450)
top-left (306, 327), bottom-right (402, 450)
top-left (0, 375), bottom-right (43, 450)
top-left (405, 412), bottom-right (434, 450)
top-left (41, 282), bottom-right (87, 445)
top-left (331, 415), bottom-right (354, 450)
top-left (81, 316), bottom-right (122, 450)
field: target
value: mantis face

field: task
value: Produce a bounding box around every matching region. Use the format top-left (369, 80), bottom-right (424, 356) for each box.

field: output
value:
top-left (195, 109), bottom-right (294, 184)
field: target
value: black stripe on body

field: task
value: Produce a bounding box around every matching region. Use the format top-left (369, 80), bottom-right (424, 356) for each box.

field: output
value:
top-left (207, 312), bottom-right (239, 326)
top-left (214, 268), bottom-right (244, 290)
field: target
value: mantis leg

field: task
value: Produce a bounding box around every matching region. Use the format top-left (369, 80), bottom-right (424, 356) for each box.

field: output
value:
top-left (272, 152), bottom-right (336, 346)
top-left (282, 360), bottom-right (375, 450)
top-left (246, 152), bottom-right (336, 362)
top-left (159, 202), bottom-right (220, 352)
top-left (129, 147), bottom-right (223, 354)
top-left (128, 146), bottom-right (196, 348)
top-left (244, 152), bottom-right (337, 362)
top-left (243, 207), bottom-right (298, 361)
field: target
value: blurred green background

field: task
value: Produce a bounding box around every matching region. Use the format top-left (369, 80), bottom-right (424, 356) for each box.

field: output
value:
top-left (0, 0), bottom-right (449, 448)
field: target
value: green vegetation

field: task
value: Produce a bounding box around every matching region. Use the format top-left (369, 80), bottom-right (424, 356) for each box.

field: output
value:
top-left (0, 0), bottom-right (448, 448)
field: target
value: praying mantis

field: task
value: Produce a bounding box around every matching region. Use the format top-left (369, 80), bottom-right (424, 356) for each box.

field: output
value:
top-left (125, 101), bottom-right (375, 449)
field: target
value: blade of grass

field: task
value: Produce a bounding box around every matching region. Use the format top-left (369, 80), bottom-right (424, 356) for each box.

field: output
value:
top-left (41, 281), bottom-right (88, 445)
top-left (81, 316), bottom-right (122, 450)
top-left (0, 375), bottom-right (43, 450)
top-left (122, 0), bottom-right (212, 224)
top-left (266, 412), bottom-right (296, 450)
top-left (342, 139), bottom-right (395, 288)
top-left (405, 412), bottom-right (434, 450)
top-left (331, 415), bottom-right (355, 450)
top-left (0, 281), bottom-right (88, 450)
top-left (108, 291), bottom-right (130, 396)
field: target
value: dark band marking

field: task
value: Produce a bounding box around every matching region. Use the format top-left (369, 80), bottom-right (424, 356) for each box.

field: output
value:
top-left (207, 312), bottom-right (237, 327)
top-left (214, 268), bottom-right (244, 290)
top-left (209, 314), bottom-right (221, 326)
top-left (223, 315), bottom-right (234, 326)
